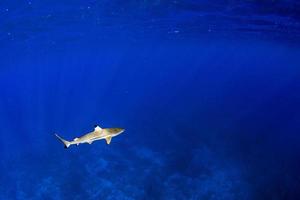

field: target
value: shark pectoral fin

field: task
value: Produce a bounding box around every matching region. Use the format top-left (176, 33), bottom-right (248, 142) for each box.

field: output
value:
top-left (105, 137), bottom-right (112, 145)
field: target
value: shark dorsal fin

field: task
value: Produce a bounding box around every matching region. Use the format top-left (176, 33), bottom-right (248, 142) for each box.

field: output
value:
top-left (94, 125), bottom-right (102, 132)
top-left (105, 136), bottom-right (112, 145)
top-left (74, 138), bottom-right (79, 141)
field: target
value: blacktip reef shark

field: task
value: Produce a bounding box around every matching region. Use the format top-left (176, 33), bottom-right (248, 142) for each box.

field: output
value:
top-left (54, 125), bottom-right (124, 148)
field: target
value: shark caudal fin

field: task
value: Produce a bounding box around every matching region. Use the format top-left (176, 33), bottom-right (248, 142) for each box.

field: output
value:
top-left (54, 134), bottom-right (71, 148)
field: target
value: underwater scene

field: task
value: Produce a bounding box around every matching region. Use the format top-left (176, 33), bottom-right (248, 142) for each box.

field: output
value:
top-left (1, 1), bottom-right (300, 199)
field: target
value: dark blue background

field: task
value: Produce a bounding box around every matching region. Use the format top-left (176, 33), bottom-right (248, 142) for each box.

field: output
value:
top-left (1, 1), bottom-right (300, 199)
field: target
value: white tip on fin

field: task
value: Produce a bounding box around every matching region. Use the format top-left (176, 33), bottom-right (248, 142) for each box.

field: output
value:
top-left (94, 125), bottom-right (102, 132)
top-left (105, 137), bottom-right (112, 144)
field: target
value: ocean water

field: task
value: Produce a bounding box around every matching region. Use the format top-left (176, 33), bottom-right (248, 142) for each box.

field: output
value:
top-left (1, 1), bottom-right (300, 199)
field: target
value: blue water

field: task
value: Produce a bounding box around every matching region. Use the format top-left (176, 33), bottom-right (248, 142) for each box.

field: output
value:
top-left (1, 1), bottom-right (300, 199)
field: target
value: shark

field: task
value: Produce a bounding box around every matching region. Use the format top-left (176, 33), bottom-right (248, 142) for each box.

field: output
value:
top-left (54, 125), bottom-right (124, 148)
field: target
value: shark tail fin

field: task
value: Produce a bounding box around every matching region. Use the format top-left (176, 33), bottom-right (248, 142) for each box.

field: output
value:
top-left (54, 134), bottom-right (71, 148)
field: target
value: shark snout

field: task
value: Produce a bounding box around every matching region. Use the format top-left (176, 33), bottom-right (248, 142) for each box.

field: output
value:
top-left (106, 128), bottom-right (125, 136)
top-left (118, 128), bottom-right (125, 134)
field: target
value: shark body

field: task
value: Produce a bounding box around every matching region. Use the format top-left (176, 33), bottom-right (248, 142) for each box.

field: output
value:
top-left (55, 125), bottom-right (124, 148)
